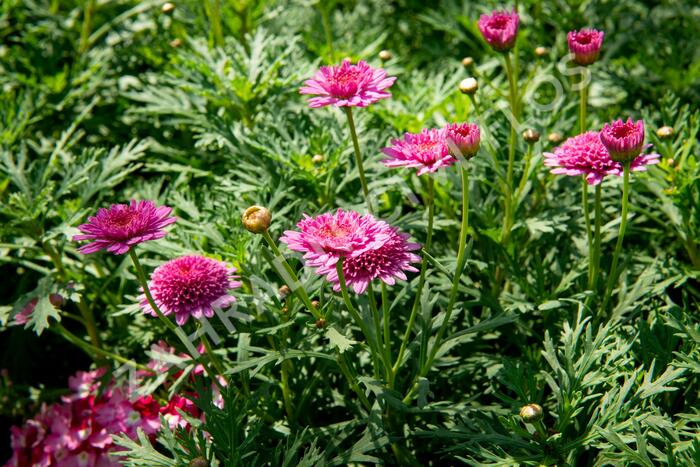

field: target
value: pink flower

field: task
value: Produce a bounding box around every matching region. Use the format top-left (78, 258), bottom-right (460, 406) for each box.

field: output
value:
top-left (7, 369), bottom-right (162, 467)
top-left (567, 28), bottom-right (604, 65)
top-left (600, 118), bottom-right (647, 163)
top-left (73, 200), bottom-right (177, 255)
top-left (280, 209), bottom-right (420, 294)
top-left (444, 122), bottom-right (481, 159)
top-left (299, 59), bottom-right (396, 108)
top-left (544, 131), bottom-right (660, 185)
top-left (140, 255), bottom-right (241, 326)
top-left (382, 128), bottom-right (454, 175)
top-left (160, 394), bottom-right (200, 430)
top-left (478, 10), bottom-right (520, 52)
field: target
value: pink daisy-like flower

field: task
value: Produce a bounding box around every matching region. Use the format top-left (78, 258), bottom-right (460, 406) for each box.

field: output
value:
top-left (73, 200), bottom-right (177, 255)
top-left (299, 59), bottom-right (396, 108)
top-left (141, 255), bottom-right (241, 326)
top-left (478, 10), bottom-right (520, 52)
top-left (382, 128), bottom-right (454, 175)
top-left (600, 118), bottom-right (646, 163)
top-left (544, 131), bottom-right (659, 185)
top-left (444, 122), bottom-right (481, 159)
top-left (280, 209), bottom-right (378, 269)
top-left (567, 28), bottom-right (604, 66)
top-left (280, 209), bottom-right (420, 294)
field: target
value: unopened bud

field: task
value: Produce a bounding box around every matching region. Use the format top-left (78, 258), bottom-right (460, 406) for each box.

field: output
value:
top-left (522, 129), bottom-right (540, 144)
top-left (242, 206), bottom-right (271, 234)
top-left (169, 38), bottom-right (182, 48)
top-left (278, 285), bottom-right (291, 299)
top-left (281, 306), bottom-right (289, 314)
top-left (311, 300), bottom-right (320, 309)
top-left (312, 154), bottom-right (324, 164)
top-left (189, 458), bottom-right (209, 467)
top-left (656, 126), bottom-right (674, 140)
top-left (534, 46), bottom-right (549, 57)
top-left (666, 158), bottom-right (674, 166)
top-left (315, 318), bottom-right (327, 329)
top-left (161, 2), bottom-right (175, 14)
top-left (378, 50), bottom-right (392, 61)
top-left (459, 77), bottom-right (478, 95)
top-left (547, 132), bottom-right (563, 144)
top-left (461, 56), bottom-right (474, 67)
top-left (519, 403), bottom-right (543, 423)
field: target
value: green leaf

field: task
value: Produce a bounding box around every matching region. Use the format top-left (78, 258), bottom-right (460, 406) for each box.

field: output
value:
top-left (325, 326), bottom-right (356, 354)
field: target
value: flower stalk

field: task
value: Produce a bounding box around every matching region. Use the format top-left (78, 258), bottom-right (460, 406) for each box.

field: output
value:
top-left (344, 107), bottom-right (374, 213)
top-left (602, 162), bottom-right (631, 310)
top-left (391, 176), bottom-right (434, 386)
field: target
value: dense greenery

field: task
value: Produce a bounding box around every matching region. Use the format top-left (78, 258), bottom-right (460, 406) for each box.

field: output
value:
top-left (1, 0), bottom-right (699, 465)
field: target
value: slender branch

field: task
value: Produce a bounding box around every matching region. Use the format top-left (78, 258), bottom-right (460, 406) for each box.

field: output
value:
top-left (344, 107), bottom-right (374, 213)
top-left (391, 177), bottom-right (434, 385)
top-left (602, 163), bottom-right (631, 311)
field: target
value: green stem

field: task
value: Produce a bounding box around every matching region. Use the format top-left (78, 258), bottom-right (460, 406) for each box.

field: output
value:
top-left (128, 249), bottom-right (223, 391)
top-left (344, 107), bottom-right (374, 213)
top-left (501, 52), bottom-right (519, 246)
top-left (515, 143), bottom-right (534, 206)
top-left (336, 352), bottom-right (372, 411)
top-left (405, 163), bottom-right (470, 402)
top-left (391, 177), bottom-right (434, 385)
top-left (200, 333), bottom-right (226, 376)
top-left (336, 260), bottom-right (383, 375)
top-left (582, 177), bottom-right (593, 288)
top-left (261, 231), bottom-right (323, 320)
top-left (579, 82), bottom-right (595, 290)
top-left (591, 184), bottom-right (602, 291)
top-left (280, 357), bottom-right (295, 424)
top-left (54, 323), bottom-right (149, 371)
top-left (602, 163), bottom-right (631, 311)
top-left (381, 283), bottom-right (391, 375)
top-left (579, 81), bottom-right (588, 134)
top-left (367, 282), bottom-right (387, 380)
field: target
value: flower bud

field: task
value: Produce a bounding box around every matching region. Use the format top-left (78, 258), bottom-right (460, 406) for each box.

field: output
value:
top-left (459, 78), bottom-right (478, 95)
top-left (189, 458), bottom-right (209, 467)
top-left (600, 118), bottom-right (645, 163)
top-left (656, 126), bottom-right (674, 140)
top-left (312, 154), bottom-right (324, 164)
top-left (169, 38), bottom-right (182, 48)
top-left (378, 50), bottom-right (392, 61)
top-left (315, 318), bottom-right (327, 328)
top-left (534, 46), bottom-right (549, 57)
top-left (278, 285), bottom-right (291, 299)
top-left (519, 403), bottom-right (543, 423)
top-left (547, 132), bottom-right (563, 144)
top-left (522, 129), bottom-right (540, 144)
top-left (311, 300), bottom-right (320, 309)
top-left (461, 56), bottom-right (474, 67)
top-left (242, 206), bottom-right (271, 234)
top-left (161, 2), bottom-right (175, 14)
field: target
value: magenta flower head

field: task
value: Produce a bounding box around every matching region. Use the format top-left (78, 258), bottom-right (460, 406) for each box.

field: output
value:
top-left (73, 200), bottom-right (176, 255)
top-left (478, 10), bottom-right (520, 52)
top-left (567, 28), bottom-right (604, 65)
top-left (141, 255), bottom-right (241, 326)
top-left (444, 122), bottom-right (481, 160)
top-left (280, 209), bottom-right (420, 294)
top-left (544, 131), bottom-right (659, 185)
top-left (600, 118), bottom-right (647, 163)
top-left (299, 59), bottom-right (396, 108)
top-left (382, 128), bottom-right (454, 175)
